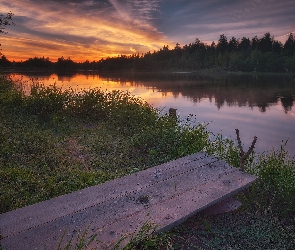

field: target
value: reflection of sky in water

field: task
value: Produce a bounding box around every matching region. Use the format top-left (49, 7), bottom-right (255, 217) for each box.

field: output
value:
top-left (159, 97), bottom-right (295, 156)
top-left (9, 73), bottom-right (295, 156)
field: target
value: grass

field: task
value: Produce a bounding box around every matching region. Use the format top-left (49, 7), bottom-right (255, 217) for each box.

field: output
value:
top-left (0, 75), bottom-right (295, 249)
top-left (170, 210), bottom-right (295, 250)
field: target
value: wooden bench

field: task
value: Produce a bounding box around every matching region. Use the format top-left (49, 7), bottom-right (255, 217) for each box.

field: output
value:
top-left (0, 152), bottom-right (257, 249)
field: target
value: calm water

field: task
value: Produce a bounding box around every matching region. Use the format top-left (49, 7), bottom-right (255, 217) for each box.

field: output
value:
top-left (8, 71), bottom-right (295, 156)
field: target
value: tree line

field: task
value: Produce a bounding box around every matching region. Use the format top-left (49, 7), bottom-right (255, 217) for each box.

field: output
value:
top-left (1, 32), bottom-right (295, 73)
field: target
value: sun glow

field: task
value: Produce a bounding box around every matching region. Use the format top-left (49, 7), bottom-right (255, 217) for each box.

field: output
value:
top-left (0, 0), bottom-right (172, 62)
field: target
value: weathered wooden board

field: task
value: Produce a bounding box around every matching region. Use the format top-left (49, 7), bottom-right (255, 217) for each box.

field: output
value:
top-left (0, 152), bottom-right (257, 249)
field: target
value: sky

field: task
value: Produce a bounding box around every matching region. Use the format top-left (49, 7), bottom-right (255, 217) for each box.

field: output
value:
top-left (1, 0), bottom-right (295, 62)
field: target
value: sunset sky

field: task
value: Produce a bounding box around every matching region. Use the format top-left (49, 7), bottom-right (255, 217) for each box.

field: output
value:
top-left (1, 0), bottom-right (294, 62)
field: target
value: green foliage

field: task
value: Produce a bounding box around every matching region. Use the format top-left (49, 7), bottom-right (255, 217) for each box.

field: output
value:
top-left (1, 79), bottom-right (211, 213)
top-left (103, 90), bottom-right (159, 135)
top-left (25, 83), bottom-right (68, 122)
top-left (65, 88), bottom-right (107, 120)
top-left (0, 76), bottom-right (23, 110)
top-left (0, 76), bottom-right (14, 92)
top-left (204, 132), bottom-right (295, 219)
top-left (204, 133), bottom-right (241, 168)
top-left (1, 77), bottom-right (295, 249)
top-left (21, 82), bottom-right (158, 129)
top-left (229, 52), bottom-right (251, 71)
top-left (284, 54), bottom-right (295, 72)
top-left (1, 76), bottom-right (295, 218)
top-left (171, 212), bottom-right (295, 250)
top-left (245, 145), bottom-right (295, 218)
top-left (132, 115), bottom-right (210, 164)
top-left (122, 220), bottom-right (171, 250)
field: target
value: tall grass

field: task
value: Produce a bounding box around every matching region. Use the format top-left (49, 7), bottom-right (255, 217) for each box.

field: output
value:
top-left (1, 75), bottom-right (295, 216)
top-left (1, 75), bottom-right (294, 248)
top-left (244, 145), bottom-right (295, 218)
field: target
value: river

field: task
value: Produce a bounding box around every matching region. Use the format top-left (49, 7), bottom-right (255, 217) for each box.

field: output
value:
top-left (7, 71), bottom-right (295, 157)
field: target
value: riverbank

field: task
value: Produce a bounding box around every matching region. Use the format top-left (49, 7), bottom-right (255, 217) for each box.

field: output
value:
top-left (0, 76), bottom-right (294, 249)
top-left (2, 66), bottom-right (295, 77)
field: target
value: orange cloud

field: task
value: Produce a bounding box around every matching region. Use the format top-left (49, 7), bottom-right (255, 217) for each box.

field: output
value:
top-left (0, 0), bottom-right (173, 62)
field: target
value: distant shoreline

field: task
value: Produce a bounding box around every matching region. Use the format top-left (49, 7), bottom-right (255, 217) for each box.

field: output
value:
top-left (2, 67), bottom-right (295, 78)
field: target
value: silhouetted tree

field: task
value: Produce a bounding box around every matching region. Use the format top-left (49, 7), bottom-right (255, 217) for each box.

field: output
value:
top-left (22, 56), bottom-right (53, 68)
top-left (251, 50), bottom-right (264, 71)
top-left (2, 27), bottom-right (295, 73)
top-left (251, 36), bottom-right (259, 50)
top-left (284, 54), bottom-right (295, 72)
top-left (228, 37), bottom-right (239, 52)
top-left (0, 12), bottom-right (14, 34)
top-left (239, 37), bottom-right (251, 51)
top-left (272, 40), bottom-right (283, 54)
top-left (258, 32), bottom-right (273, 53)
top-left (55, 56), bottom-right (77, 70)
top-left (283, 33), bottom-right (295, 56)
top-left (1, 12), bottom-right (14, 56)
top-left (173, 42), bottom-right (182, 58)
top-left (216, 34), bottom-right (228, 53)
top-left (212, 40), bottom-right (217, 48)
top-left (0, 54), bottom-right (11, 67)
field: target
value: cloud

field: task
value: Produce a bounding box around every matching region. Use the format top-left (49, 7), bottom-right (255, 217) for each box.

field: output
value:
top-left (156, 0), bottom-right (295, 44)
top-left (130, 47), bottom-right (136, 53)
top-left (1, 0), bottom-right (171, 61)
top-left (1, 0), bottom-right (294, 61)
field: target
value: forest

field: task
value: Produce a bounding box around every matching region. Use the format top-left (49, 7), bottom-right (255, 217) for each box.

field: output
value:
top-left (1, 32), bottom-right (295, 73)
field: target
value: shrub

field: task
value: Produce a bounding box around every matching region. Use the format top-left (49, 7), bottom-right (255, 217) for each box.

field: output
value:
top-left (246, 145), bottom-right (295, 217)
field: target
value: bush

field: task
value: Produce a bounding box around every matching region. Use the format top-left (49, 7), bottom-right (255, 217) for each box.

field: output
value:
top-left (0, 76), bottom-right (23, 111)
top-left (1, 76), bottom-right (295, 222)
top-left (246, 145), bottom-right (295, 217)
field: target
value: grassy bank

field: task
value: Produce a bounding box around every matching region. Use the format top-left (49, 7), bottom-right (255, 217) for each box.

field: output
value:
top-left (0, 76), bottom-right (294, 249)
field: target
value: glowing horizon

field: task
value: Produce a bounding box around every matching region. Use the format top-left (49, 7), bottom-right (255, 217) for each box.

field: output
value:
top-left (1, 0), bottom-right (173, 62)
top-left (1, 0), bottom-right (294, 62)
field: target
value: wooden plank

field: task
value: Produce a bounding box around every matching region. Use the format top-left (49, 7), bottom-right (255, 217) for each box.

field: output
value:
top-left (0, 152), bottom-right (213, 238)
top-left (0, 152), bottom-right (257, 250)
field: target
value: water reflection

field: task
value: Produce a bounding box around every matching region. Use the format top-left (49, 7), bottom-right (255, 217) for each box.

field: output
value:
top-left (90, 72), bottom-right (295, 114)
top-left (6, 71), bottom-right (295, 155)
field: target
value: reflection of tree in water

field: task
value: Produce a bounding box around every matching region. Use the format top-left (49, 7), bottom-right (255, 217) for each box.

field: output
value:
top-left (158, 79), bottom-right (291, 113)
top-left (255, 92), bottom-right (279, 112)
top-left (15, 71), bottom-right (295, 114)
top-left (280, 95), bottom-right (294, 113)
top-left (125, 74), bottom-right (295, 114)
